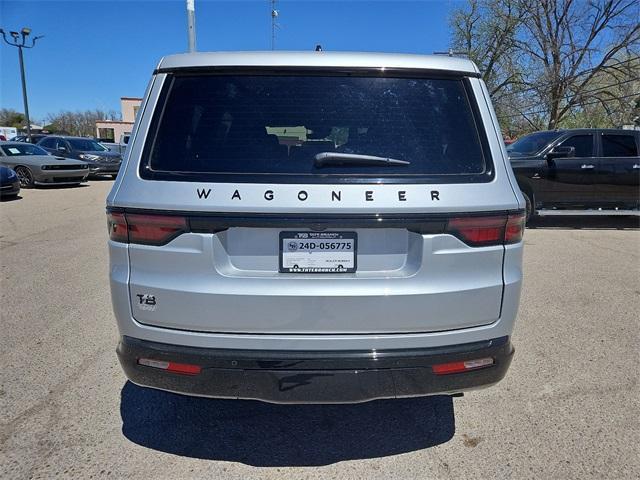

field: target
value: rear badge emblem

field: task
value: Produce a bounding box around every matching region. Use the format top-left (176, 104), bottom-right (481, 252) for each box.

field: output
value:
top-left (136, 294), bottom-right (157, 311)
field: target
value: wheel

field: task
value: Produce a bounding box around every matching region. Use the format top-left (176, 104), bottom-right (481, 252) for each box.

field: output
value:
top-left (522, 190), bottom-right (534, 223)
top-left (14, 166), bottom-right (34, 188)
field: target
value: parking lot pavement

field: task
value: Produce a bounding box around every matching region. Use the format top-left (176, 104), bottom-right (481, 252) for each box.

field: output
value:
top-left (1, 182), bottom-right (639, 479)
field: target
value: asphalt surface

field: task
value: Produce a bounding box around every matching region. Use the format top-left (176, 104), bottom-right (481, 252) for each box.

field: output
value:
top-left (1, 181), bottom-right (639, 479)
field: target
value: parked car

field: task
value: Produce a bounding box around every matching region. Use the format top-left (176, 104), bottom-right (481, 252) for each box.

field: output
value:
top-left (0, 165), bottom-right (20, 198)
top-left (38, 136), bottom-right (122, 178)
top-left (108, 52), bottom-right (525, 404)
top-left (10, 133), bottom-right (50, 144)
top-left (0, 141), bottom-right (89, 187)
top-left (100, 133), bottom-right (131, 156)
top-left (508, 129), bottom-right (640, 220)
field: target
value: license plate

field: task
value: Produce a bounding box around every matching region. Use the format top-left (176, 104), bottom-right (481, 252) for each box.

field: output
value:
top-left (279, 231), bottom-right (357, 273)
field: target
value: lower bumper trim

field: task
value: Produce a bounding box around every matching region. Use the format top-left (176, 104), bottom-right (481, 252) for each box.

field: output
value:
top-left (0, 184), bottom-right (20, 196)
top-left (117, 335), bottom-right (514, 404)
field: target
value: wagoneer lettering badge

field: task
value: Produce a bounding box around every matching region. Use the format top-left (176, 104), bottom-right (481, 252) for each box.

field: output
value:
top-left (195, 187), bottom-right (441, 202)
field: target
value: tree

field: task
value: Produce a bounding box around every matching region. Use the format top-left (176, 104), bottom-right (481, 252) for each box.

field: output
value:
top-left (450, 0), bottom-right (640, 135)
top-left (450, 0), bottom-right (523, 97)
top-left (0, 108), bottom-right (26, 128)
top-left (45, 109), bottom-right (121, 137)
top-left (518, 0), bottom-right (640, 129)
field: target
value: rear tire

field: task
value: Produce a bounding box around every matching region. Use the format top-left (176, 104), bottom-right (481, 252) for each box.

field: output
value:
top-left (14, 166), bottom-right (34, 188)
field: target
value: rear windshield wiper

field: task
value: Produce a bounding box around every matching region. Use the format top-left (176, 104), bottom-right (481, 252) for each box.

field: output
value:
top-left (314, 152), bottom-right (410, 168)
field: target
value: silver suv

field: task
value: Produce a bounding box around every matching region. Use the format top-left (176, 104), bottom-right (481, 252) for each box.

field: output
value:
top-left (107, 52), bottom-right (525, 403)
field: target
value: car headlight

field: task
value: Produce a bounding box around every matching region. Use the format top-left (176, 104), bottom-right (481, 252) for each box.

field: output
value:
top-left (79, 153), bottom-right (100, 161)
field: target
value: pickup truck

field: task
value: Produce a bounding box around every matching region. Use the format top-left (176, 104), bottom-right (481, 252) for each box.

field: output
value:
top-left (100, 133), bottom-right (130, 156)
top-left (507, 128), bottom-right (640, 220)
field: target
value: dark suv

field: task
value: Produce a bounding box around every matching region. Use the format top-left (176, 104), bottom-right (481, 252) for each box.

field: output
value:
top-left (10, 134), bottom-right (50, 144)
top-left (508, 129), bottom-right (640, 219)
top-left (38, 135), bottom-right (122, 178)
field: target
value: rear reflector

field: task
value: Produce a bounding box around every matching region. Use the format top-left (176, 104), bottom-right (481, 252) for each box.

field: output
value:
top-left (432, 357), bottom-right (494, 375)
top-left (107, 212), bottom-right (188, 246)
top-left (138, 358), bottom-right (202, 375)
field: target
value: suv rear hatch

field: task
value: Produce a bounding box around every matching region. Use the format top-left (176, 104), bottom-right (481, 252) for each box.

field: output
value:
top-left (112, 68), bottom-right (522, 334)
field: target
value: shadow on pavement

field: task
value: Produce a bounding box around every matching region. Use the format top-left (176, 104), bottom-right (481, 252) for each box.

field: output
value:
top-left (528, 215), bottom-right (639, 230)
top-left (120, 381), bottom-right (455, 466)
top-left (88, 176), bottom-right (116, 181)
top-left (0, 194), bottom-right (22, 202)
top-left (37, 183), bottom-right (89, 190)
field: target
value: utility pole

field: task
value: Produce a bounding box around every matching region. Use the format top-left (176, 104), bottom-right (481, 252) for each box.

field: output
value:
top-left (186, 0), bottom-right (196, 52)
top-left (0, 27), bottom-right (43, 142)
top-left (271, 0), bottom-right (278, 50)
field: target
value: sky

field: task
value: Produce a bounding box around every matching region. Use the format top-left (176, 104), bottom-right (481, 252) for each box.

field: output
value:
top-left (0, 0), bottom-right (457, 121)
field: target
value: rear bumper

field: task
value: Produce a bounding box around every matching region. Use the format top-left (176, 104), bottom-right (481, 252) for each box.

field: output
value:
top-left (88, 164), bottom-right (120, 175)
top-left (117, 335), bottom-right (514, 404)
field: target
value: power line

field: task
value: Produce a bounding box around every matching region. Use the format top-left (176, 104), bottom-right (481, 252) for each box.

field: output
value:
top-left (494, 57), bottom-right (640, 100)
top-left (499, 91), bottom-right (640, 120)
top-left (573, 76), bottom-right (639, 97)
top-left (497, 76), bottom-right (640, 114)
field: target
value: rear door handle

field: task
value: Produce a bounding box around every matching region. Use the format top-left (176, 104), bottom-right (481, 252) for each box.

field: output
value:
top-left (581, 164), bottom-right (595, 169)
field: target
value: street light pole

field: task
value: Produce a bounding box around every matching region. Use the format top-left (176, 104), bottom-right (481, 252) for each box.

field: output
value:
top-left (0, 27), bottom-right (43, 143)
top-left (17, 45), bottom-right (32, 141)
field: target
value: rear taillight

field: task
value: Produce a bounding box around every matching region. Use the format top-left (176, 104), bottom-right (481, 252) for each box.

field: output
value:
top-left (446, 213), bottom-right (525, 247)
top-left (126, 214), bottom-right (188, 245)
top-left (107, 212), bottom-right (188, 246)
top-left (107, 212), bottom-right (128, 243)
top-left (504, 213), bottom-right (526, 244)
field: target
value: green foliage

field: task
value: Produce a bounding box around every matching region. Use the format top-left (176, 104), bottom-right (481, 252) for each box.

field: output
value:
top-left (0, 108), bottom-right (26, 128)
top-left (450, 0), bottom-right (640, 137)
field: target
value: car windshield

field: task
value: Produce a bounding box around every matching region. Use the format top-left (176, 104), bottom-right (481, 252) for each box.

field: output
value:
top-left (1, 143), bottom-right (49, 156)
top-left (68, 138), bottom-right (108, 152)
top-left (144, 74), bottom-right (489, 180)
top-left (507, 131), bottom-right (562, 155)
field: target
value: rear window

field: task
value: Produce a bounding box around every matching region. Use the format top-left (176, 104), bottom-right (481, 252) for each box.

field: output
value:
top-left (142, 73), bottom-right (491, 183)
